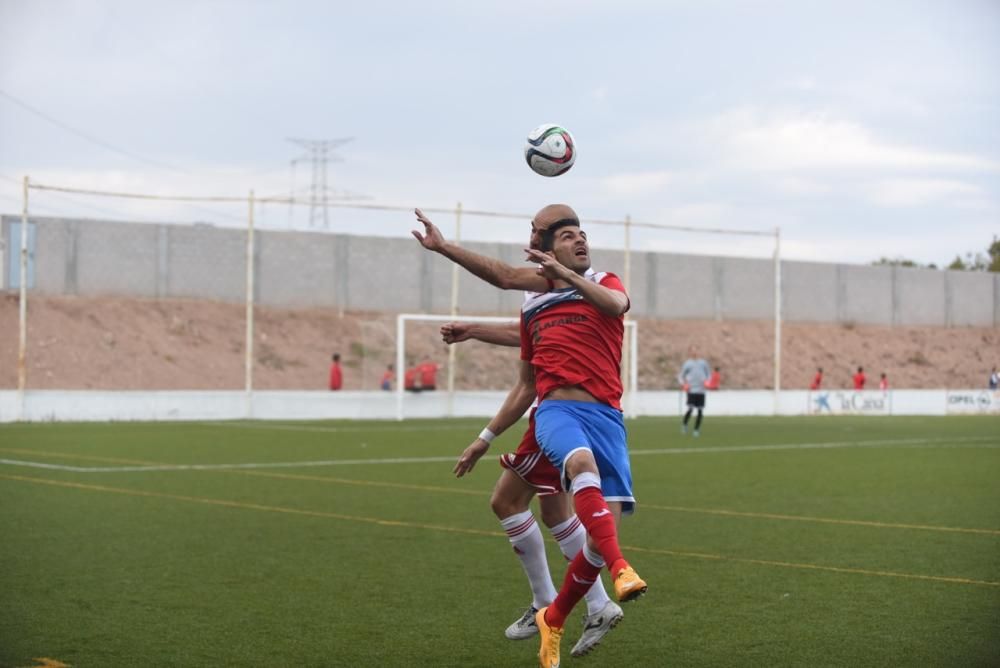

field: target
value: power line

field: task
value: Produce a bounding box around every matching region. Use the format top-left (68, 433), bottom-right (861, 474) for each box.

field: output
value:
top-left (0, 89), bottom-right (187, 173)
top-left (1, 173), bottom-right (247, 224)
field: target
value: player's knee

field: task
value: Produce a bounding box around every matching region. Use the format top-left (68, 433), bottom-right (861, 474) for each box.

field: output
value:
top-left (538, 493), bottom-right (572, 527)
top-left (564, 450), bottom-right (598, 480)
top-left (489, 491), bottom-right (517, 518)
top-left (489, 487), bottom-right (531, 518)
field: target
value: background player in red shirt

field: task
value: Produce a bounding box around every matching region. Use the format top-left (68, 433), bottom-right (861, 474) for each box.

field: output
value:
top-left (328, 353), bottom-right (342, 391)
top-left (809, 367), bottom-right (823, 390)
top-left (853, 366), bottom-right (866, 390)
top-left (413, 206), bottom-right (621, 657)
top-left (704, 366), bottom-right (722, 390)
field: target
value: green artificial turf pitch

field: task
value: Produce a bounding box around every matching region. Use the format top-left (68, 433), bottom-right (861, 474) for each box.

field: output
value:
top-left (1, 416), bottom-right (998, 667)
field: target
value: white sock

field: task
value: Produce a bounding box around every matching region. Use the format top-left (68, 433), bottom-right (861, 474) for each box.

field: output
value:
top-left (549, 514), bottom-right (612, 615)
top-left (501, 510), bottom-right (557, 610)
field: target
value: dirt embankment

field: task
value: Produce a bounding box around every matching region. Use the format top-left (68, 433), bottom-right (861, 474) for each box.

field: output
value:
top-left (1, 294), bottom-right (996, 391)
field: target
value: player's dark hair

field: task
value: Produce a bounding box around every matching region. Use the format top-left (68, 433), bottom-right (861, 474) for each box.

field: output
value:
top-left (539, 218), bottom-right (580, 252)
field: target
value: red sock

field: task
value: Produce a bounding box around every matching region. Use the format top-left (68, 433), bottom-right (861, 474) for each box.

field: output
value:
top-left (573, 486), bottom-right (628, 577)
top-left (545, 551), bottom-right (601, 629)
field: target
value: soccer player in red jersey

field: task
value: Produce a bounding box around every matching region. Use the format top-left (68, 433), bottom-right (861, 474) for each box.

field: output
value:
top-left (704, 366), bottom-right (722, 390)
top-left (521, 215), bottom-right (647, 668)
top-left (417, 205), bottom-right (646, 666)
top-left (809, 367), bottom-right (823, 391)
top-left (328, 353), bottom-right (343, 391)
top-left (413, 207), bottom-right (622, 658)
top-left (853, 366), bottom-right (866, 390)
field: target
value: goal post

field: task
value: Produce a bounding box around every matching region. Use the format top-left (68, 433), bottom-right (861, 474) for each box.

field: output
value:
top-left (395, 313), bottom-right (638, 421)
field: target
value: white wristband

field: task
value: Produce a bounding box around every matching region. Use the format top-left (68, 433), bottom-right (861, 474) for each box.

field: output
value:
top-left (478, 427), bottom-right (496, 444)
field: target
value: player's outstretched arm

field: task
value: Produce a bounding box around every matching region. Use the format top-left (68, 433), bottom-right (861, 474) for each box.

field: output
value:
top-left (412, 208), bottom-right (549, 292)
top-left (524, 248), bottom-right (629, 317)
top-left (454, 360), bottom-right (536, 477)
top-left (441, 321), bottom-right (520, 347)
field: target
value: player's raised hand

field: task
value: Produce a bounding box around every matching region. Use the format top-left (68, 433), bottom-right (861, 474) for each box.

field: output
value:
top-left (412, 208), bottom-right (446, 251)
top-left (524, 247), bottom-right (572, 281)
top-left (441, 322), bottom-right (473, 344)
top-left (454, 438), bottom-right (490, 477)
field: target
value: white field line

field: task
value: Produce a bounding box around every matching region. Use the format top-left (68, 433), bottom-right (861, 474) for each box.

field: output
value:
top-left (0, 436), bottom-right (996, 474)
top-left (0, 455), bottom-right (459, 473)
top-left (629, 435), bottom-right (999, 457)
top-left (203, 421), bottom-right (476, 433)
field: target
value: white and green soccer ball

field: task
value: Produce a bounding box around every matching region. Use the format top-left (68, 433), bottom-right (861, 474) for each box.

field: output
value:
top-left (524, 123), bottom-right (576, 177)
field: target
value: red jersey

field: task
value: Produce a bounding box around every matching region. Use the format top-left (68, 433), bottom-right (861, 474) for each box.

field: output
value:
top-left (418, 362), bottom-right (438, 389)
top-left (809, 373), bottom-right (822, 390)
top-left (853, 372), bottom-right (866, 390)
top-left (520, 272), bottom-right (628, 410)
top-left (329, 363), bottom-right (343, 390)
top-left (705, 370), bottom-right (721, 390)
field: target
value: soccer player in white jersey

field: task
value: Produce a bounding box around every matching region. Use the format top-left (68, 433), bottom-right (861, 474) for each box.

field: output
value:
top-left (412, 207), bottom-right (622, 658)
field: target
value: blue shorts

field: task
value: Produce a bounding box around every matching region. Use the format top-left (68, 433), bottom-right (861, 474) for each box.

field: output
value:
top-left (534, 400), bottom-right (635, 514)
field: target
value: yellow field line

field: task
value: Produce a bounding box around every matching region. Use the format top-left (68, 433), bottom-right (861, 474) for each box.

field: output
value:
top-left (226, 470), bottom-right (1000, 536)
top-left (1, 472), bottom-right (997, 589)
top-left (236, 469), bottom-right (485, 496)
top-left (623, 544), bottom-right (1000, 588)
top-left (0, 448), bottom-right (483, 495)
top-left (3, 447), bottom-right (998, 535)
top-left (641, 503), bottom-right (1000, 536)
top-left (0, 473), bottom-right (499, 538)
top-left (0, 447), bottom-right (154, 465)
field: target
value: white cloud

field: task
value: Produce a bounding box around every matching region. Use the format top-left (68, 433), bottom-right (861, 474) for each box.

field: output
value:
top-left (768, 175), bottom-right (833, 197)
top-left (658, 202), bottom-right (732, 225)
top-left (707, 108), bottom-right (999, 173)
top-left (778, 76), bottom-right (820, 93)
top-left (601, 170), bottom-right (674, 196)
top-left (866, 178), bottom-right (984, 207)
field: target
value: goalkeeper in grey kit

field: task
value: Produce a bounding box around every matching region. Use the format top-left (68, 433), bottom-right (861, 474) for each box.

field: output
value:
top-left (678, 346), bottom-right (711, 437)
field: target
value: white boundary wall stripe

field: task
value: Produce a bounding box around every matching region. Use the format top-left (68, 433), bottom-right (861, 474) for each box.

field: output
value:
top-left (0, 389), bottom-right (998, 423)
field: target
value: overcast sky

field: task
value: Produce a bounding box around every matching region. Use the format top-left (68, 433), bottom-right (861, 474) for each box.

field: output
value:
top-left (1, 0), bottom-right (997, 266)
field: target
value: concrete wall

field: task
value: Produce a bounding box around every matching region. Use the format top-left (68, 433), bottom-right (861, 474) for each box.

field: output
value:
top-left (3, 215), bottom-right (996, 326)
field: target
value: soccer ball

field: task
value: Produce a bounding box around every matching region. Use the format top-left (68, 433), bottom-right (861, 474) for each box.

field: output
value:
top-left (524, 124), bottom-right (576, 177)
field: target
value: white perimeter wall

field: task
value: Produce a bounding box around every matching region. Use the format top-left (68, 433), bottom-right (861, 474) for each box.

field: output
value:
top-left (2, 389), bottom-right (999, 423)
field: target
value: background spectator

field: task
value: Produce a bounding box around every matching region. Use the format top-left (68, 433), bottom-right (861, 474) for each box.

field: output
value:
top-left (404, 361), bottom-right (439, 392)
top-left (853, 366), bottom-right (866, 390)
top-left (328, 353), bottom-right (343, 391)
top-left (810, 367), bottom-right (823, 390)
top-left (704, 366), bottom-right (722, 390)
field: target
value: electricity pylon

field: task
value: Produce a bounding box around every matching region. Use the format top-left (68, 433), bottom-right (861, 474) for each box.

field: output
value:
top-left (287, 137), bottom-right (354, 228)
